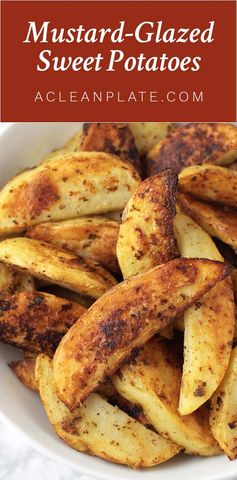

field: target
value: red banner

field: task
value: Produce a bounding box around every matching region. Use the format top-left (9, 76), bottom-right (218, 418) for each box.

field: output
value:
top-left (1, 0), bottom-right (236, 121)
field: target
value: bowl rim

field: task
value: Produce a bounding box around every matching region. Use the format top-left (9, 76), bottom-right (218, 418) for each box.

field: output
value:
top-left (2, 407), bottom-right (237, 480)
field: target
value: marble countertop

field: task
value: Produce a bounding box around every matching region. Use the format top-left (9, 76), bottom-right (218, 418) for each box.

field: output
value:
top-left (0, 419), bottom-right (96, 480)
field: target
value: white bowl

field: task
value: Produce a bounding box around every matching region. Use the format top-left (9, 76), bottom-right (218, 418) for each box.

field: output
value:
top-left (0, 123), bottom-right (237, 480)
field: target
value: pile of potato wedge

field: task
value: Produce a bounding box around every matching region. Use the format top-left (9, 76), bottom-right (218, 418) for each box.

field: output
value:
top-left (1, 122), bottom-right (237, 469)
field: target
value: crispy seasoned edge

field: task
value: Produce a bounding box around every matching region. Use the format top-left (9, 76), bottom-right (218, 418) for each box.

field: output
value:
top-left (178, 165), bottom-right (237, 209)
top-left (177, 192), bottom-right (237, 249)
top-left (53, 258), bottom-right (230, 408)
top-left (0, 291), bottom-right (86, 355)
top-left (146, 123), bottom-right (237, 176)
top-left (120, 170), bottom-right (178, 273)
top-left (27, 218), bottom-right (120, 274)
top-left (118, 170), bottom-right (178, 339)
top-left (0, 152), bottom-right (141, 232)
top-left (0, 237), bottom-right (117, 294)
top-left (80, 123), bottom-right (141, 173)
top-left (5, 170), bottom-right (60, 220)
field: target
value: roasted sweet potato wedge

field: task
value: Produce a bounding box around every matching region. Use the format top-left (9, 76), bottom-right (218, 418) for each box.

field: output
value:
top-left (117, 170), bottom-right (178, 339)
top-left (146, 123), bottom-right (237, 176)
top-left (178, 192), bottom-right (237, 250)
top-left (9, 356), bottom-right (38, 391)
top-left (179, 165), bottom-right (237, 209)
top-left (0, 238), bottom-right (117, 299)
top-left (43, 123), bottom-right (171, 167)
top-left (80, 123), bottom-right (141, 173)
top-left (0, 152), bottom-right (140, 235)
top-left (10, 354), bottom-right (151, 428)
top-left (0, 291), bottom-right (86, 355)
top-left (27, 216), bottom-right (119, 274)
top-left (117, 171), bottom-right (178, 279)
top-left (36, 355), bottom-right (180, 468)
top-left (53, 257), bottom-right (229, 409)
top-left (129, 123), bottom-right (171, 156)
top-left (174, 214), bottom-right (235, 415)
top-left (210, 346), bottom-right (237, 459)
top-left (113, 338), bottom-right (220, 456)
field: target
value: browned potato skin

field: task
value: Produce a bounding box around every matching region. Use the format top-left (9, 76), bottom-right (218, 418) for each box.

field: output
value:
top-left (9, 357), bottom-right (38, 392)
top-left (146, 123), bottom-right (237, 176)
top-left (27, 217), bottom-right (120, 274)
top-left (178, 192), bottom-right (237, 250)
top-left (0, 291), bottom-right (86, 355)
top-left (0, 238), bottom-right (117, 299)
top-left (117, 170), bottom-right (178, 339)
top-left (53, 257), bottom-right (229, 409)
top-left (0, 152), bottom-right (140, 235)
top-left (10, 357), bottom-right (146, 402)
top-left (117, 170), bottom-right (178, 279)
top-left (80, 123), bottom-right (141, 173)
top-left (179, 165), bottom-right (237, 209)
